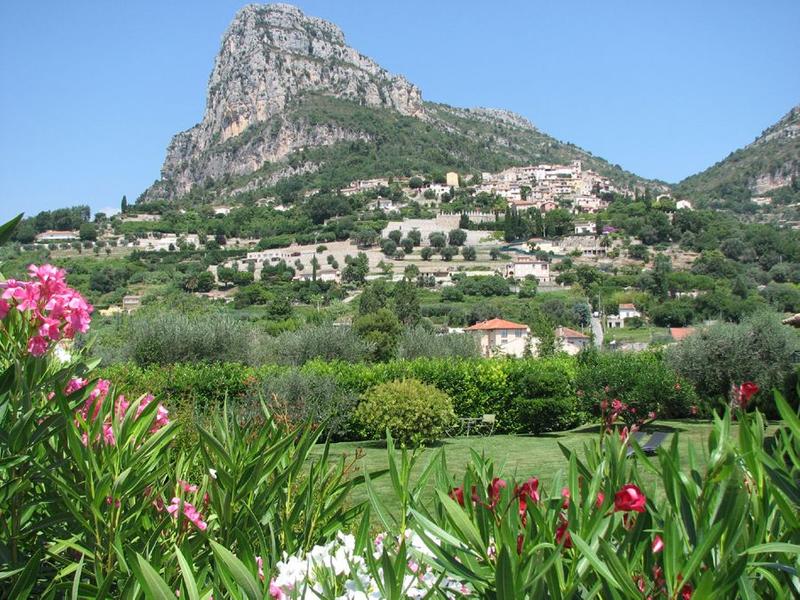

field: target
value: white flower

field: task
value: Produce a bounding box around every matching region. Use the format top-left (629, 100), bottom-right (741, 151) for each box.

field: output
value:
top-left (54, 342), bottom-right (72, 364)
top-left (208, 468), bottom-right (217, 479)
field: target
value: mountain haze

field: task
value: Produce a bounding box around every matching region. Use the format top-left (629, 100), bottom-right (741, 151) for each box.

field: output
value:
top-left (141, 3), bottom-right (661, 204)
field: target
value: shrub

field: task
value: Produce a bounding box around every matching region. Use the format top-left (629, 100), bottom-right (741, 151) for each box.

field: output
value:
top-left (356, 379), bottom-right (455, 446)
top-left (513, 397), bottom-right (580, 434)
top-left (396, 326), bottom-right (480, 359)
top-left (258, 324), bottom-right (374, 365)
top-left (665, 312), bottom-right (800, 415)
top-left (576, 351), bottom-right (697, 421)
top-left (124, 308), bottom-right (257, 365)
top-left (249, 370), bottom-right (357, 438)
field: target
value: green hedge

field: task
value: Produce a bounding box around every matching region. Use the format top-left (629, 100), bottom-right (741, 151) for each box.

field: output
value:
top-left (99, 353), bottom-right (696, 439)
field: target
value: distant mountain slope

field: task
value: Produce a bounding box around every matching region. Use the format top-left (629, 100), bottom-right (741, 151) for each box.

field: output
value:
top-left (676, 105), bottom-right (800, 209)
top-left (140, 3), bottom-right (661, 203)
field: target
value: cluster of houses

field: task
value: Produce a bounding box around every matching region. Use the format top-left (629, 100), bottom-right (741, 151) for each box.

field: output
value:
top-left (475, 161), bottom-right (618, 214)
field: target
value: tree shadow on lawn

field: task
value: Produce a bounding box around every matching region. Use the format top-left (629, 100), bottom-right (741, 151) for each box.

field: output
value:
top-left (356, 438), bottom-right (449, 450)
top-left (517, 421), bottom-right (694, 439)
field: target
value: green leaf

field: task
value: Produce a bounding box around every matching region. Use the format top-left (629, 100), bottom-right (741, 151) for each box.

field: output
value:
top-left (135, 554), bottom-right (176, 600)
top-left (70, 556), bottom-right (84, 600)
top-left (496, 546), bottom-right (516, 600)
top-left (570, 532), bottom-right (620, 590)
top-left (0, 213), bottom-right (23, 245)
top-left (210, 540), bottom-right (261, 600)
top-left (436, 490), bottom-right (486, 555)
top-left (175, 546), bottom-right (200, 600)
top-left (745, 543), bottom-right (800, 556)
top-left (7, 549), bottom-right (43, 599)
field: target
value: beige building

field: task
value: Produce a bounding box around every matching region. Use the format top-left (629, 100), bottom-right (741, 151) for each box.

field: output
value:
top-left (122, 295), bottom-right (142, 313)
top-left (466, 318), bottom-right (531, 358)
top-left (504, 257), bottom-right (550, 283)
top-left (446, 172), bottom-right (460, 187)
top-left (555, 326), bottom-right (590, 355)
top-left (35, 230), bottom-right (79, 243)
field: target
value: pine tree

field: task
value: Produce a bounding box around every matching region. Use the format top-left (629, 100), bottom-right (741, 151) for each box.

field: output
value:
top-left (121, 195), bottom-right (128, 214)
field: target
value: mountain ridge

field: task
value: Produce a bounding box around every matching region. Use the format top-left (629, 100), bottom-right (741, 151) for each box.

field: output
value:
top-left (674, 104), bottom-right (800, 209)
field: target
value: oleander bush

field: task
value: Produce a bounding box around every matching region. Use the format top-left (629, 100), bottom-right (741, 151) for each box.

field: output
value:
top-left (356, 378), bottom-right (455, 446)
top-left (2, 254), bottom-right (800, 597)
top-left (575, 350), bottom-right (697, 422)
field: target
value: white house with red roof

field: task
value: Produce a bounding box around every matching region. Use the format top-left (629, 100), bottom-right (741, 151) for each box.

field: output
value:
top-left (555, 326), bottom-right (590, 355)
top-left (465, 318), bottom-right (532, 358)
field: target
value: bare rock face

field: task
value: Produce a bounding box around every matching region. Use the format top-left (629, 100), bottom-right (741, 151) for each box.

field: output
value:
top-left (144, 3), bottom-right (423, 200)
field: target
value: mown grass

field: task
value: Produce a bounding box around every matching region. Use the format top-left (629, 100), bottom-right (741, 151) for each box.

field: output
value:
top-left (319, 420), bottom-right (758, 521)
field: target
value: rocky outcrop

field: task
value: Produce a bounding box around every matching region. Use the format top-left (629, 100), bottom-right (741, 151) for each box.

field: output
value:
top-left (143, 3), bottom-right (423, 200)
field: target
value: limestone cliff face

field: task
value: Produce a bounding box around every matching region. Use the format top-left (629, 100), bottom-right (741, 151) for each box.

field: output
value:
top-left (144, 3), bottom-right (423, 199)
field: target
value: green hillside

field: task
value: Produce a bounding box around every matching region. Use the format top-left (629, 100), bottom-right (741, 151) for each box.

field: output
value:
top-left (676, 105), bottom-right (800, 211)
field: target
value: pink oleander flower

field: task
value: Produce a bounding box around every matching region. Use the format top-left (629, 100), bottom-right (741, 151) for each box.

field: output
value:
top-left (256, 556), bottom-right (264, 581)
top-left (614, 484), bottom-right (647, 513)
top-left (595, 492), bottom-right (605, 508)
top-left (515, 477), bottom-right (540, 523)
top-left (555, 520), bottom-right (572, 548)
top-left (487, 477), bottom-right (507, 509)
top-left (0, 299), bottom-right (8, 319)
top-left (652, 534), bottom-right (664, 553)
top-left (166, 497), bottom-right (208, 531)
top-left (560, 486), bottom-right (571, 509)
top-left (269, 580), bottom-right (286, 600)
top-left (179, 480), bottom-right (198, 494)
top-left (65, 377), bottom-right (88, 394)
top-left (27, 335), bottom-right (49, 356)
top-left (116, 393), bottom-right (170, 433)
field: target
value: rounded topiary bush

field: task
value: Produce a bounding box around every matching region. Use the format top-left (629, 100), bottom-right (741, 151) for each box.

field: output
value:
top-left (356, 379), bottom-right (455, 446)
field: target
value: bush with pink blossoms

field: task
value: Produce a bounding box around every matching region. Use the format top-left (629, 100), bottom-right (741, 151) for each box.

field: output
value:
top-left (0, 253), bottom-right (373, 598)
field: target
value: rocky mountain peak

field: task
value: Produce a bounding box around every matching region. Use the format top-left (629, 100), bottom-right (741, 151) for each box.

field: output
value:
top-left (202, 2), bottom-right (423, 145)
top-left (144, 3), bottom-right (423, 200)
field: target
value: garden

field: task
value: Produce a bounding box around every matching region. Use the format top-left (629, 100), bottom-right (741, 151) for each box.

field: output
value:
top-left (1, 218), bottom-right (800, 597)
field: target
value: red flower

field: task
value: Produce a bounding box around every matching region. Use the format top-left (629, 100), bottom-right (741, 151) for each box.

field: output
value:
top-left (449, 486), bottom-right (465, 506)
top-left (555, 521), bottom-right (572, 548)
top-left (515, 477), bottom-right (539, 523)
top-left (516, 534), bottom-right (524, 555)
top-left (738, 381), bottom-right (759, 409)
top-left (680, 583), bottom-right (693, 599)
top-left (487, 477), bottom-right (507, 508)
top-left (614, 484), bottom-right (646, 513)
top-left (651, 535), bottom-right (664, 553)
top-left (595, 492), bottom-right (605, 508)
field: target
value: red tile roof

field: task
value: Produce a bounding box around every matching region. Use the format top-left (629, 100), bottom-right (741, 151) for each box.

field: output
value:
top-left (556, 326), bottom-right (588, 339)
top-left (619, 303), bottom-right (636, 309)
top-left (669, 327), bottom-right (696, 341)
top-left (466, 318), bottom-right (529, 331)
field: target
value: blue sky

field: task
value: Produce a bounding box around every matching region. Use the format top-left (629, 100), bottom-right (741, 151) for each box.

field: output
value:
top-left (1, 0), bottom-right (798, 222)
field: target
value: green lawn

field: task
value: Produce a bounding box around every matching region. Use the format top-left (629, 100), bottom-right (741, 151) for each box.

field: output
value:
top-left (318, 420), bottom-right (744, 519)
top-left (604, 326), bottom-right (670, 344)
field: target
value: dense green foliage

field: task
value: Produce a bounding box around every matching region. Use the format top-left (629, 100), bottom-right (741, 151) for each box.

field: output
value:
top-left (356, 379), bottom-right (455, 446)
top-left (665, 312), bottom-right (800, 415)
